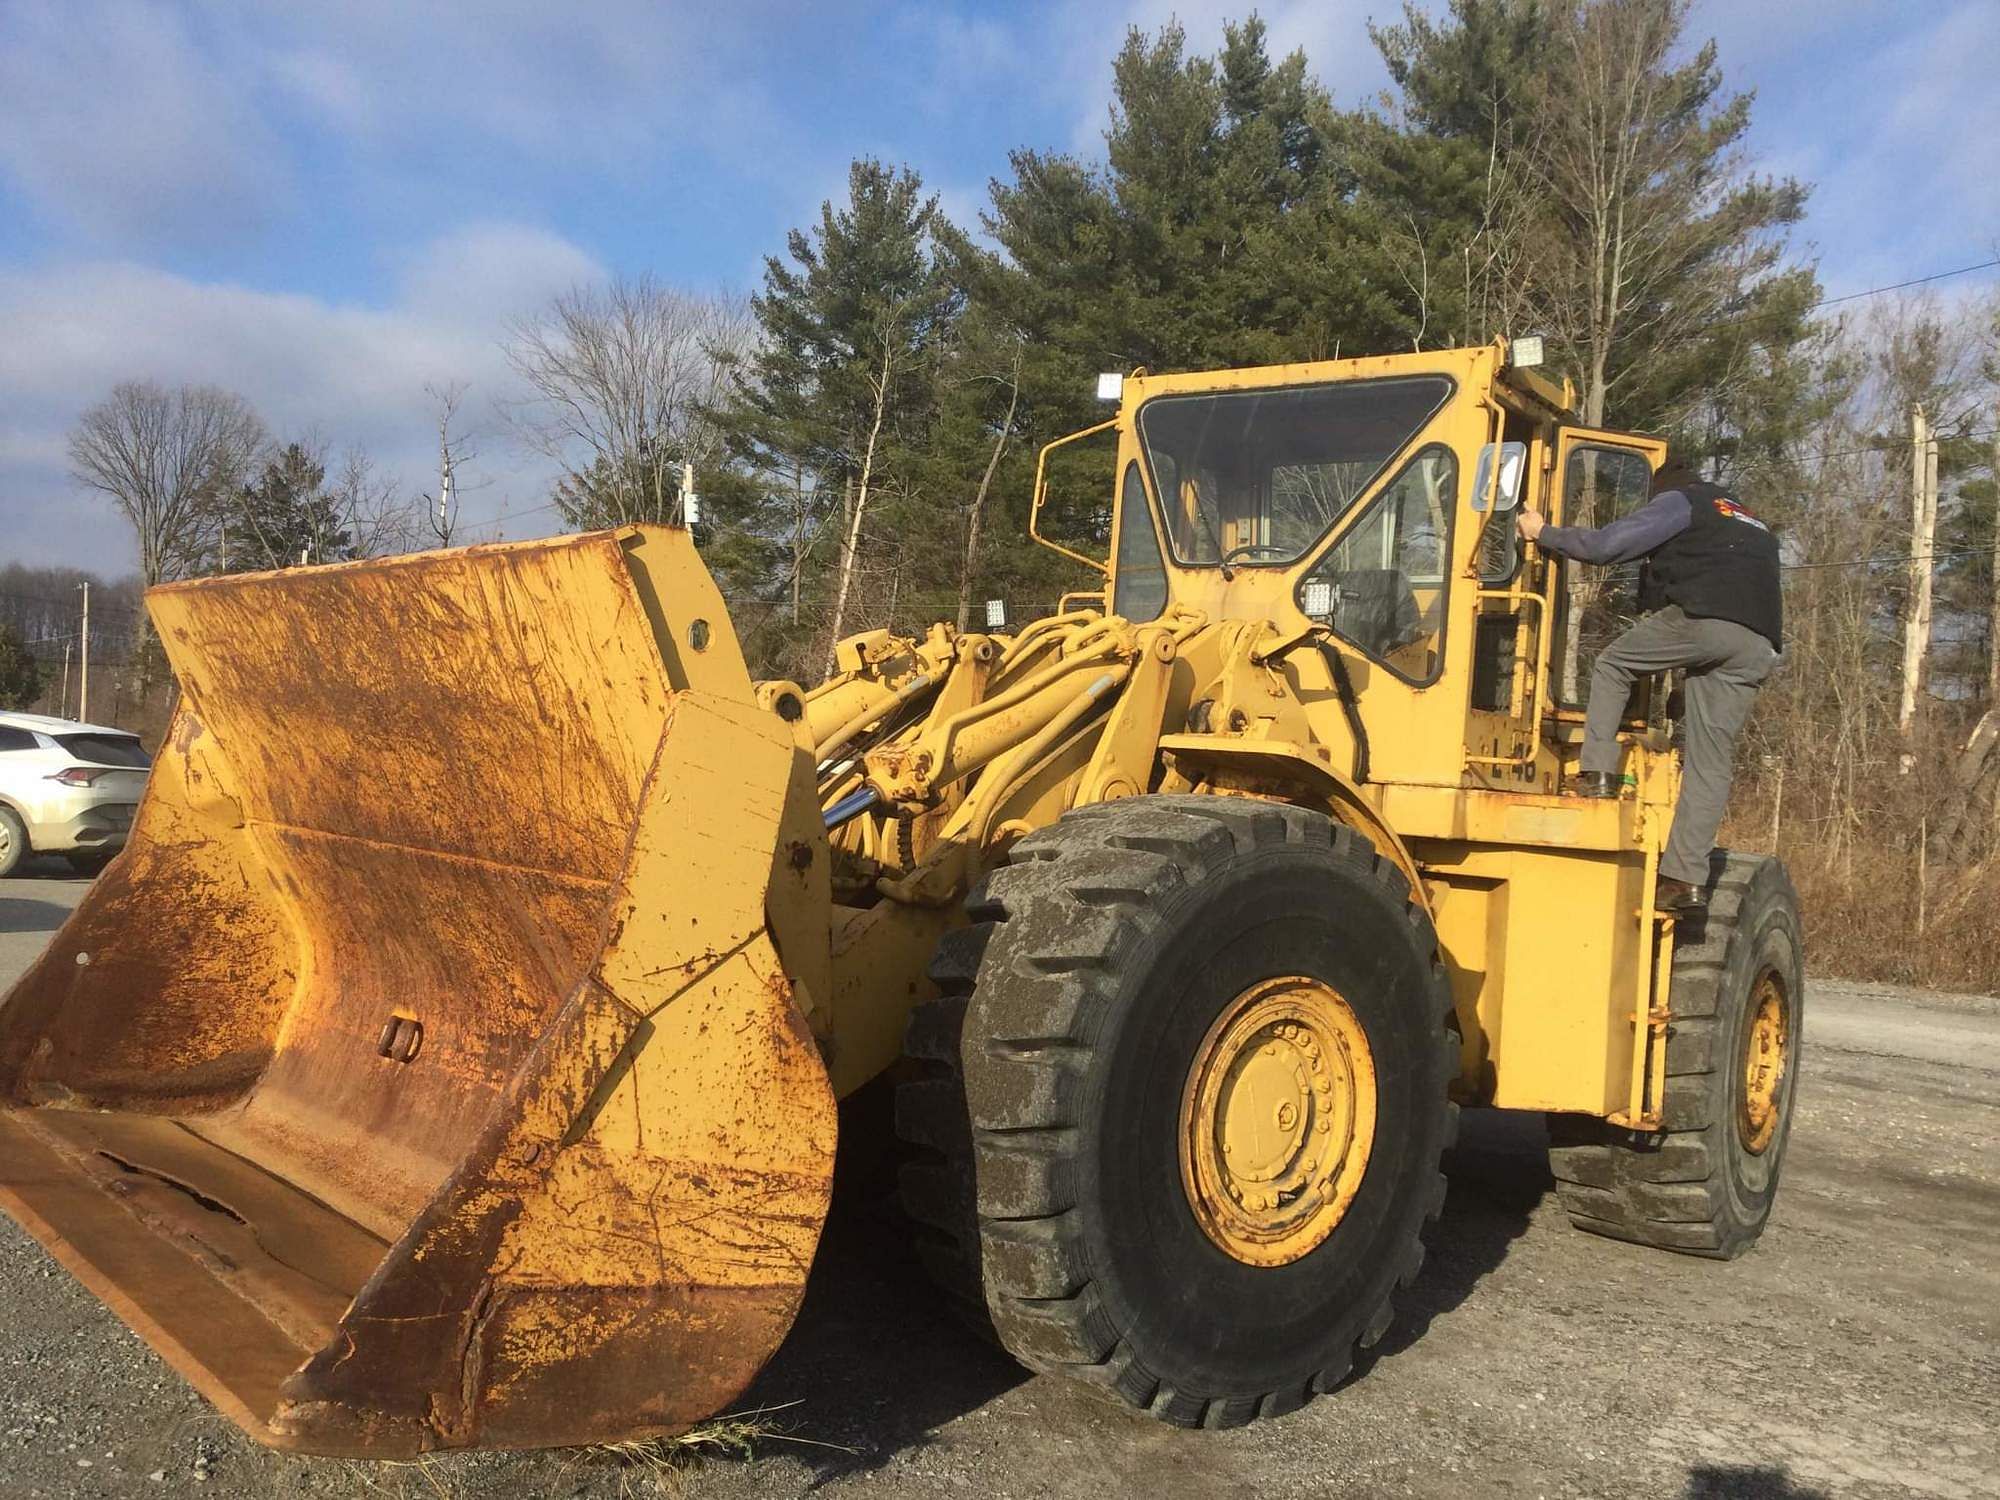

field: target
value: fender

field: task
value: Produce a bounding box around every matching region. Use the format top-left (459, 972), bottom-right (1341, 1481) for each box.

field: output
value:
top-left (1156, 733), bottom-right (1430, 914)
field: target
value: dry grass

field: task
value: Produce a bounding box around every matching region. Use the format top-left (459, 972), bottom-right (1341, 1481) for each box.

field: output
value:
top-left (1725, 788), bottom-right (2000, 994)
top-left (1787, 847), bottom-right (2000, 993)
top-left (562, 1403), bottom-right (854, 1498)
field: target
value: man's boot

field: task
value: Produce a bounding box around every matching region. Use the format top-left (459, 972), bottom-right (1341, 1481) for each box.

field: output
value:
top-left (1655, 876), bottom-right (1707, 915)
top-left (1573, 771), bottom-right (1619, 798)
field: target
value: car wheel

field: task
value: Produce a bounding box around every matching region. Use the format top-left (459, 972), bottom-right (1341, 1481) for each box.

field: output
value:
top-left (0, 807), bottom-right (28, 878)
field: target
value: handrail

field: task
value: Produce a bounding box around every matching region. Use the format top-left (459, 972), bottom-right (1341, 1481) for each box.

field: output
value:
top-left (1030, 419), bottom-right (1117, 576)
top-left (1463, 393), bottom-right (1556, 774)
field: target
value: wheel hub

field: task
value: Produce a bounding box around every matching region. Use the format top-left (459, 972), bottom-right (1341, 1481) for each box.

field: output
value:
top-left (1179, 976), bottom-right (1376, 1266)
top-left (1738, 970), bottom-right (1791, 1155)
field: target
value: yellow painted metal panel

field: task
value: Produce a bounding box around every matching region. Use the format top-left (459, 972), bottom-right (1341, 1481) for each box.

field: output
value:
top-left (1415, 842), bottom-right (1645, 1114)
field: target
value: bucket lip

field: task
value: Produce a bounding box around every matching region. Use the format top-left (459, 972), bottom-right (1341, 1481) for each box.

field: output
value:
top-left (148, 526), bottom-right (642, 597)
top-left (0, 1110), bottom-right (328, 1450)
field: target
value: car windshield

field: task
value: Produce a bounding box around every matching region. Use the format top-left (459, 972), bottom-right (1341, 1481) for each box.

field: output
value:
top-left (56, 733), bottom-right (150, 768)
top-left (1137, 377), bottom-right (1452, 567)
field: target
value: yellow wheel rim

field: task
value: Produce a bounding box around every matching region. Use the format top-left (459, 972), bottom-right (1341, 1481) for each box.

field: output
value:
top-left (1178, 976), bottom-right (1377, 1267)
top-left (1738, 971), bottom-right (1790, 1155)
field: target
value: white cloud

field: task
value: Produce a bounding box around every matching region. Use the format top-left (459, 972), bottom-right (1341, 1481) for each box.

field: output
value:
top-left (0, 221), bottom-right (605, 570)
top-left (0, 0), bottom-right (291, 246)
top-left (392, 222), bottom-right (603, 323)
top-left (0, 0), bottom-right (819, 260)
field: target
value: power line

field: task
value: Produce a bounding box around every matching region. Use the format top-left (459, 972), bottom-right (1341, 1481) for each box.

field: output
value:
top-left (455, 498), bottom-right (569, 543)
top-left (1781, 545), bottom-right (1988, 574)
top-left (1702, 256), bottom-right (2000, 351)
top-left (0, 587), bottom-right (136, 614)
top-left (1814, 258), bottom-right (2000, 309)
top-left (1730, 425), bottom-right (2000, 474)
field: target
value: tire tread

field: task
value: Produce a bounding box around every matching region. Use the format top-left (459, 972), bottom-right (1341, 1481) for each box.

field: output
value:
top-left (895, 795), bottom-right (1457, 1427)
top-left (1546, 851), bottom-right (1802, 1260)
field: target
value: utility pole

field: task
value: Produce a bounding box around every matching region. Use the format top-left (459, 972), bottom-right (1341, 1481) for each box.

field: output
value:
top-left (77, 581), bottom-right (90, 724)
top-left (1898, 404), bottom-right (1939, 758)
top-left (59, 642), bottom-right (71, 719)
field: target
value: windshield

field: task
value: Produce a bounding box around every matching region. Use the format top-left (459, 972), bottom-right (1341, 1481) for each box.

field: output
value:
top-left (1137, 376), bottom-right (1452, 567)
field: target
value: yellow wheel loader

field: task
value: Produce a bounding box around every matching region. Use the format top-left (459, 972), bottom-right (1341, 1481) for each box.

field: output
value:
top-left (0, 341), bottom-right (1803, 1455)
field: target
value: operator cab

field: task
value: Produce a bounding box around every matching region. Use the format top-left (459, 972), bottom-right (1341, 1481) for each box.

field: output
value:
top-left (1111, 374), bottom-right (1457, 683)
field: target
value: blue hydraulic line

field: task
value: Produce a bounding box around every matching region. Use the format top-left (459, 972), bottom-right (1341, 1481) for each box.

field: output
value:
top-left (823, 786), bottom-right (881, 830)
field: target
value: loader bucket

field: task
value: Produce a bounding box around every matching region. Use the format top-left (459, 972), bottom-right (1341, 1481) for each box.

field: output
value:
top-left (0, 527), bottom-right (837, 1457)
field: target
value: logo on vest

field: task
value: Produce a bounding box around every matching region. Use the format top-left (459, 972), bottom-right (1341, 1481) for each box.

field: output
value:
top-left (1712, 497), bottom-right (1769, 533)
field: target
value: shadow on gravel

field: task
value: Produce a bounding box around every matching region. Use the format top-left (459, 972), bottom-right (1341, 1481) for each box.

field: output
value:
top-left (0, 896), bottom-right (73, 934)
top-left (733, 1082), bottom-right (1028, 1489)
top-left (6, 854), bottom-right (96, 883)
top-left (742, 1094), bottom-right (1558, 1486)
top-left (1684, 1464), bottom-right (1831, 1499)
top-left (1368, 1106), bottom-right (1552, 1366)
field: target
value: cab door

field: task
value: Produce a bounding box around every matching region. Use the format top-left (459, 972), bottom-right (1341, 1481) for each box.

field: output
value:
top-left (1547, 428), bottom-right (1667, 716)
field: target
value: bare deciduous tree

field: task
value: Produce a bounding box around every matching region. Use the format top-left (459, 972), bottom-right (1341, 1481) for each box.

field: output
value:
top-left (421, 380), bottom-right (480, 547)
top-left (1518, 0), bottom-right (1803, 693)
top-left (68, 382), bottom-right (264, 586)
top-left (334, 446), bottom-right (417, 559)
top-left (504, 277), bottom-right (754, 529)
top-left (823, 320), bottom-right (900, 672)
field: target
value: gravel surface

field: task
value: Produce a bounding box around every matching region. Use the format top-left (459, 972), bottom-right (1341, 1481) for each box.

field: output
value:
top-left (0, 864), bottom-right (1994, 1499)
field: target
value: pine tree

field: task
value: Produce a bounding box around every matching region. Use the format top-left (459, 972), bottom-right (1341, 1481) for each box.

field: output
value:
top-left (713, 159), bottom-right (961, 674)
top-left (227, 443), bottom-right (353, 570)
top-left (1364, 0), bottom-right (1813, 444)
top-left (978, 18), bottom-right (1398, 386)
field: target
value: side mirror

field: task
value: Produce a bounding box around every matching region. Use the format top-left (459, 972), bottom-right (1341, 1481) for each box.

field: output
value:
top-left (1470, 442), bottom-right (1527, 514)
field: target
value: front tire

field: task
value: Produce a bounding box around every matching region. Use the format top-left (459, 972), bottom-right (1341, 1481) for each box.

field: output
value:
top-left (896, 797), bottom-right (1457, 1427)
top-left (1547, 852), bottom-right (1804, 1258)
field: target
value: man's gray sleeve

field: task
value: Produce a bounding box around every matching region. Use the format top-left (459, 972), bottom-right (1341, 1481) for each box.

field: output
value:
top-left (1537, 490), bottom-right (1692, 565)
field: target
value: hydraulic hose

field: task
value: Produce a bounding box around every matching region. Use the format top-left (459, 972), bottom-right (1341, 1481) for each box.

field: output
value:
top-left (1318, 641), bottom-right (1371, 784)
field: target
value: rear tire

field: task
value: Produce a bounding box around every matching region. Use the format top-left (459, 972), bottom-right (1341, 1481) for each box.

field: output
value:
top-left (1547, 852), bottom-right (1804, 1259)
top-left (0, 807), bottom-right (27, 878)
top-left (896, 796), bottom-right (1457, 1427)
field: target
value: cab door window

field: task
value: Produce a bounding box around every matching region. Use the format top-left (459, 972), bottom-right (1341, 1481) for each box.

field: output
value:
top-left (1297, 445), bottom-right (1456, 685)
top-left (1110, 460), bottom-right (1168, 623)
top-left (1558, 444), bottom-right (1656, 704)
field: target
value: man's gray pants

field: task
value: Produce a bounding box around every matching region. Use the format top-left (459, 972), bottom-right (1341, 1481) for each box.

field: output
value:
top-left (1581, 604), bottom-right (1779, 887)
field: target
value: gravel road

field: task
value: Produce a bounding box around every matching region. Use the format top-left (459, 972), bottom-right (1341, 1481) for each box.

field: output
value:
top-left (0, 862), bottom-right (1994, 1500)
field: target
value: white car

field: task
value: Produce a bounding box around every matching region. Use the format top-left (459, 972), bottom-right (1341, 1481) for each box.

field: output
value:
top-left (0, 712), bottom-right (151, 877)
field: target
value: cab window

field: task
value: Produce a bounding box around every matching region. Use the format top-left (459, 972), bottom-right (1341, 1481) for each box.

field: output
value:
top-left (1297, 445), bottom-right (1457, 685)
top-left (1137, 377), bottom-right (1452, 568)
top-left (1559, 444), bottom-right (1657, 704)
top-left (1111, 461), bottom-right (1168, 622)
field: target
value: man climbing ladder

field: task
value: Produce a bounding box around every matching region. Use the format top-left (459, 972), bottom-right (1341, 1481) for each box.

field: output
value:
top-left (1518, 461), bottom-right (1783, 914)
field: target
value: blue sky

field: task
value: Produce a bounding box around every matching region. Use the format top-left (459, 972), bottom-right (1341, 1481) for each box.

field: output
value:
top-left (2, 0), bottom-right (1996, 572)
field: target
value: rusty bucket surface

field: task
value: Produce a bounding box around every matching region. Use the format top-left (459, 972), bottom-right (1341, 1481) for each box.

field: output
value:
top-left (0, 527), bottom-right (837, 1456)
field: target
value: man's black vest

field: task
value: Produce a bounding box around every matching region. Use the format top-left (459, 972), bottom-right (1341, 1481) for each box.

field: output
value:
top-left (1638, 481), bottom-right (1783, 649)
